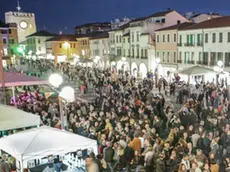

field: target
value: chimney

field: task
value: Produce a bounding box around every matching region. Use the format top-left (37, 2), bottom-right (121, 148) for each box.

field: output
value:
top-left (177, 20), bottom-right (181, 24)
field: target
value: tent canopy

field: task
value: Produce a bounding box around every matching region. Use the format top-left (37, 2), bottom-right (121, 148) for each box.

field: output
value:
top-left (0, 126), bottom-right (97, 161)
top-left (0, 72), bottom-right (49, 87)
top-left (175, 65), bottom-right (216, 76)
top-left (0, 105), bottom-right (41, 131)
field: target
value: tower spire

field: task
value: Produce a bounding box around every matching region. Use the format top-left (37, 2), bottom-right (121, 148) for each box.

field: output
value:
top-left (16, 0), bottom-right (21, 12)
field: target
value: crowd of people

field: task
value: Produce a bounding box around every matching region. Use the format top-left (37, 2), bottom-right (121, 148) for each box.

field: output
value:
top-left (1, 60), bottom-right (230, 172)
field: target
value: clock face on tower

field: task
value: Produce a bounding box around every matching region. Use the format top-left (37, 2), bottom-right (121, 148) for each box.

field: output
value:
top-left (19, 21), bottom-right (28, 29)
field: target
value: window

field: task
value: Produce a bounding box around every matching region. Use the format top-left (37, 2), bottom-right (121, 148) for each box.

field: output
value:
top-left (173, 52), bottom-right (176, 62)
top-left (212, 33), bottom-right (216, 43)
top-left (59, 43), bottom-right (62, 48)
top-left (228, 32), bottom-right (230, 42)
top-left (38, 47), bottom-right (41, 51)
top-left (145, 49), bottom-right (148, 58)
top-left (9, 39), bottom-right (14, 44)
top-left (167, 52), bottom-right (170, 62)
top-left (132, 33), bottom-right (134, 42)
top-left (157, 51), bottom-right (160, 58)
top-left (157, 35), bottom-right (160, 42)
top-left (132, 46), bottom-right (134, 57)
top-left (173, 33), bottom-right (176, 42)
top-left (162, 52), bottom-right (165, 62)
top-left (119, 35), bottom-right (122, 43)
top-left (141, 49), bottom-right (143, 57)
top-left (162, 34), bottom-right (165, 42)
top-left (73, 44), bottom-right (76, 48)
top-left (205, 33), bottom-right (208, 43)
top-left (219, 33), bottom-right (223, 43)
top-left (167, 34), bottom-right (170, 42)
top-left (1, 30), bottom-right (7, 34)
top-left (128, 37), bottom-right (130, 43)
top-left (137, 46), bottom-right (139, 58)
top-left (179, 35), bottom-right (182, 45)
top-left (197, 34), bottom-right (201, 44)
top-left (137, 32), bottom-right (139, 42)
top-left (128, 49), bottom-right (130, 56)
top-left (8, 29), bottom-right (12, 34)
top-left (116, 36), bottom-right (118, 43)
top-left (2, 38), bottom-right (7, 44)
top-left (123, 38), bottom-right (125, 43)
top-left (38, 39), bottom-right (41, 44)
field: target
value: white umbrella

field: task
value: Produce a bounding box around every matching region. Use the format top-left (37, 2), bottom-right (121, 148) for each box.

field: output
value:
top-left (175, 65), bottom-right (216, 76)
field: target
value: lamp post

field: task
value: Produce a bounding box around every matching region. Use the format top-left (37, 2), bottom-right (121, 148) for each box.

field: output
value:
top-left (49, 73), bottom-right (74, 130)
top-left (155, 58), bottom-right (160, 88)
top-left (63, 42), bottom-right (70, 61)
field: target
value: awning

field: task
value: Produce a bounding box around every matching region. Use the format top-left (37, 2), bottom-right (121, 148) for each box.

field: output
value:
top-left (0, 72), bottom-right (49, 87)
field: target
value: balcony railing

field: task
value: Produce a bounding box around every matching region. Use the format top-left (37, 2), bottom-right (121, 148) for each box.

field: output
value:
top-left (187, 60), bottom-right (195, 64)
top-left (177, 60), bottom-right (182, 63)
top-left (197, 42), bottom-right (203, 46)
top-left (196, 61), bottom-right (208, 65)
top-left (184, 43), bottom-right (195, 46)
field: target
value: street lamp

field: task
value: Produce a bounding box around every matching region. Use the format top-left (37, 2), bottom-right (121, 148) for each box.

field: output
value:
top-left (49, 73), bottom-right (74, 130)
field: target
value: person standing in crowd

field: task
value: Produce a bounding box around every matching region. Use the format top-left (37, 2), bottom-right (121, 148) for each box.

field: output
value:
top-left (0, 154), bottom-right (10, 172)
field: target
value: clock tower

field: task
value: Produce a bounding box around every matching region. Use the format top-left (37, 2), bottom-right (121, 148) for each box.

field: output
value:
top-left (5, 1), bottom-right (37, 43)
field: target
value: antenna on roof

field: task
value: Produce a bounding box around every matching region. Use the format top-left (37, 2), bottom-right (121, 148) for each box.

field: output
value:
top-left (16, 0), bottom-right (22, 12)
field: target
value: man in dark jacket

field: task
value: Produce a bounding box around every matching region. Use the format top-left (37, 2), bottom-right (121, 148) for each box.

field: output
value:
top-left (103, 142), bottom-right (115, 172)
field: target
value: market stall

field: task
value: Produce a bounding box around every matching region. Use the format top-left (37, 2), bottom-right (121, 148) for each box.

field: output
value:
top-left (0, 104), bottom-right (41, 132)
top-left (0, 126), bottom-right (97, 172)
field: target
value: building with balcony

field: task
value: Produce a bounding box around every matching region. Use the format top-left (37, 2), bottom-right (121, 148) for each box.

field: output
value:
top-left (0, 21), bottom-right (18, 66)
top-left (178, 16), bottom-right (230, 71)
top-left (154, 22), bottom-right (193, 73)
top-left (45, 34), bottom-right (79, 63)
top-left (89, 32), bottom-right (109, 68)
top-left (108, 9), bottom-right (189, 78)
top-left (75, 22), bottom-right (111, 35)
top-left (26, 30), bottom-right (56, 56)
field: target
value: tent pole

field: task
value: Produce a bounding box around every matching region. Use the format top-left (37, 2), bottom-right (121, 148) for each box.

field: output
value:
top-left (20, 156), bottom-right (24, 172)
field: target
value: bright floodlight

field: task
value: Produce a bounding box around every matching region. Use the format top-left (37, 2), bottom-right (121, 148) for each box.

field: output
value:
top-left (60, 86), bottom-right (75, 102)
top-left (95, 56), bottom-right (101, 60)
top-left (156, 58), bottom-right (160, 64)
top-left (217, 60), bottom-right (223, 67)
top-left (122, 57), bottom-right (126, 61)
top-left (49, 74), bottom-right (63, 87)
top-left (213, 66), bottom-right (219, 72)
top-left (63, 42), bottom-right (70, 49)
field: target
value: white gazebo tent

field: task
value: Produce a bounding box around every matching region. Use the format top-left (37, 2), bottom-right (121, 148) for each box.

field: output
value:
top-left (0, 104), bottom-right (41, 131)
top-left (175, 65), bottom-right (216, 83)
top-left (0, 126), bottom-right (98, 172)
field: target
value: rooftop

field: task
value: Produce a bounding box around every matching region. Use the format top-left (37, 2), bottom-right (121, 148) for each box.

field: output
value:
top-left (75, 22), bottom-right (111, 29)
top-left (90, 32), bottom-right (109, 40)
top-left (181, 16), bottom-right (230, 30)
top-left (46, 34), bottom-right (78, 42)
top-left (27, 30), bottom-right (57, 37)
top-left (0, 20), bottom-right (17, 28)
top-left (155, 22), bottom-right (194, 31)
top-left (146, 10), bottom-right (174, 19)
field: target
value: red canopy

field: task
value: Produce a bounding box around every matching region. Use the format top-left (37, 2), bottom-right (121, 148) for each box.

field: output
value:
top-left (0, 72), bottom-right (49, 87)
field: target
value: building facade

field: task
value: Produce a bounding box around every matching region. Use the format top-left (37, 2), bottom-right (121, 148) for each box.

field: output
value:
top-left (89, 32), bottom-right (109, 68)
top-left (26, 30), bottom-right (56, 56)
top-left (75, 22), bottom-right (111, 35)
top-left (178, 16), bottom-right (230, 71)
top-left (5, 10), bottom-right (36, 43)
top-left (0, 21), bottom-right (18, 66)
top-left (46, 35), bottom-right (79, 63)
top-left (108, 10), bottom-right (189, 78)
top-left (186, 12), bottom-right (221, 23)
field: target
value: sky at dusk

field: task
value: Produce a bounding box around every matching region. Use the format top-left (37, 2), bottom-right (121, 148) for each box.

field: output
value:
top-left (0, 0), bottom-right (230, 34)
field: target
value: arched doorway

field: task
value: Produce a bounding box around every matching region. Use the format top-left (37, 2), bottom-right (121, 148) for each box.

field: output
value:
top-left (139, 63), bottom-right (147, 79)
top-left (131, 62), bottom-right (138, 77)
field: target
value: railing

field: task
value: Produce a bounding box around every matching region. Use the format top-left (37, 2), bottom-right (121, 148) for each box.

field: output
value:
top-left (197, 42), bottom-right (203, 46)
top-left (177, 60), bottom-right (182, 63)
top-left (196, 61), bottom-right (208, 65)
top-left (188, 60), bottom-right (195, 64)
